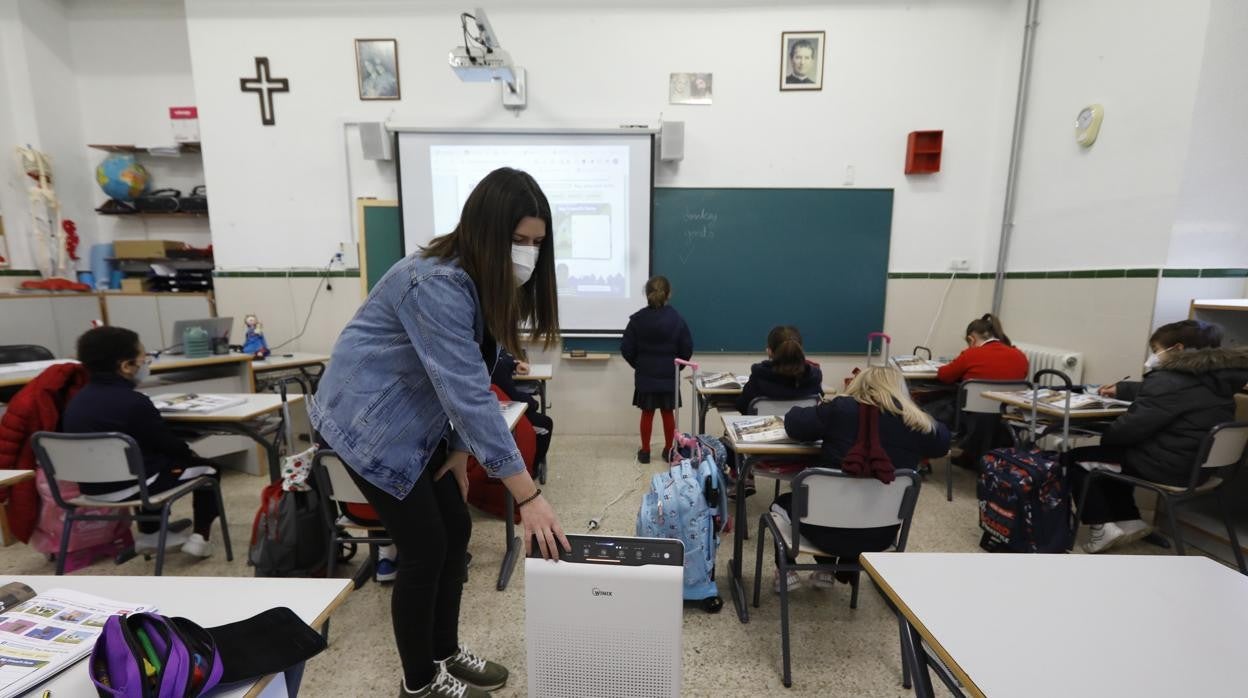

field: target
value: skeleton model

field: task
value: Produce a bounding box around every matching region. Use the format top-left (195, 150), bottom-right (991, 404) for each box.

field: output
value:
top-left (16, 145), bottom-right (72, 280)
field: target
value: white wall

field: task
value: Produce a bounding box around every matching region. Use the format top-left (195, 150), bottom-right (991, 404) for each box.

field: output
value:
top-left (184, 0), bottom-right (1024, 271)
top-left (1006, 0), bottom-right (1211, 271)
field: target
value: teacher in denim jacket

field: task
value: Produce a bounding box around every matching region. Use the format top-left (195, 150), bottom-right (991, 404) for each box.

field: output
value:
top-left (310, 168), bottom-right (567, 698)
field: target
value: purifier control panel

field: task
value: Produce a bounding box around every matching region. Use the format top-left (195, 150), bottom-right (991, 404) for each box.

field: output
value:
top-left (528, 534), bottom-right (684, 567)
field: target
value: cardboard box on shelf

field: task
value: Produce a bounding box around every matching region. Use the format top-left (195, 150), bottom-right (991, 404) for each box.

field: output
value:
top-left (120, 278), bottom-right (149, 293)
top-left (113, 240), bottom-right (182, 259)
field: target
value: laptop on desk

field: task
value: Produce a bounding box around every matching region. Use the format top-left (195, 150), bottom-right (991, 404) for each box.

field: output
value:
top-left (166, 317), bottom-right (233, 354)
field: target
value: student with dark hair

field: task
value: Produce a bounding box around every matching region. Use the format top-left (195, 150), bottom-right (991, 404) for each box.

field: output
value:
top-left (1075, 320), bottom-right (1248, 553)
top-left (491, 349), bottom-right (553, 468)
top-left (311, 167), bottom-right (569, 698)
top-left (936, 313), bottom-right (1029, 384)
top-left (621, 275), bottom-right (693, 464)
top-left (62, 326), bottom-right (221, 558)
top-left (736, 325), bottom-right (823, 414)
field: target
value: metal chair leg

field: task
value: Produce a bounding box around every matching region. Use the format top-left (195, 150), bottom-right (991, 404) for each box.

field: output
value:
top-left (752, 516), bottom-right (766, 609)
top-left (946, 457), bottom-right (954, 502)
top-left (849, 570), bottom-right (860, 609)
top-left (1218, 490), bottom-right (1247, 575)
top-left (1162, 496), bottom-right (1186, 556)
top-left (154, 505), bottom-right (173, 577)
top-left (212, 480), bottom-right (234, 562)
top-left (899, 615), bottom-right (913, 689)
top-left (778, 554), bottom-right (793, 688)
top-left (55, 511), bottom-right (74, 576)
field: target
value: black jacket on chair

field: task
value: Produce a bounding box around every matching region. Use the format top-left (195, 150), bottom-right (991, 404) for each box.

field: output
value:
top-left (735, 360), bottom-right (823, 414)
top-left (620, 305), bottom-right (693, 394)
top-left (1104, 347), bottom-right (1248, 485)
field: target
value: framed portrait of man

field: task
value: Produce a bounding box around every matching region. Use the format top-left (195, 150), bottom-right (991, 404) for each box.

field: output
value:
top-left (779, 31), bottom-right (825, 91)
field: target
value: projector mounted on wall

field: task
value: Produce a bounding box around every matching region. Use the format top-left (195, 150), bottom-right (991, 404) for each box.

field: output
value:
top-left (449, 8), bottom-right (526, 110)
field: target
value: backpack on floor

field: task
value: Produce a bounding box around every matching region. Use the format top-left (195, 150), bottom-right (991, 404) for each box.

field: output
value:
top-left (636, 434), bottom-right (727, 612)
top-left (248, 481), bottom-right (329, 577)
top-left (977, 448), bottom-right (1072, 553)
top-left (29, 469), bottom-right (133, 573)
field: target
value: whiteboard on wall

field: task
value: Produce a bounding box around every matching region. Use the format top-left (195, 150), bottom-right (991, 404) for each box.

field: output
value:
top-left (396, 131), bottom-right (653, 334)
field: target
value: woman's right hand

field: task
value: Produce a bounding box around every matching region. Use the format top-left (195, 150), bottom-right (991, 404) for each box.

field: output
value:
top-left (519, 494), bottom-right (570, 560)
top-left (1097, 384), bottom-right (1117, 398)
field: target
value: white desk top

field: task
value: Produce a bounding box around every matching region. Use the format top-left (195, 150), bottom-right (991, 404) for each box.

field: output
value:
top-left (0, 469), bottom-right (34, 488)
top-left (720, 414), bottom-right (821, 456)
top-left (513, 363), bottom-right (553, 381)
top-left (17, 575), bottom-right (352, 698)
top-left (251, 353), bottom-right (331, 372)
top-left (0, 360), bottom-right (79, 389)
top-left (159, 393), bottom-right (305, 423)
top-left (151, 354), bottom-right (254, 373)
top-left (861, 553), bottom-right (1248, 698)
top-left (501, 400), bottom-right (528, 430)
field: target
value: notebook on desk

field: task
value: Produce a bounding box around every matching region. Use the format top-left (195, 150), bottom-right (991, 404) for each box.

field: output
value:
top-left (152, 393), bottom-right (246, 414)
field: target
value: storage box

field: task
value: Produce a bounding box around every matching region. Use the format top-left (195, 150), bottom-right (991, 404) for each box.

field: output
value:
top-left (113, 240), bottom-right (180, 259)
top-left (120, 278), bottom-right (149, 293)
top-left (169, 106), bottom-right (200, 143)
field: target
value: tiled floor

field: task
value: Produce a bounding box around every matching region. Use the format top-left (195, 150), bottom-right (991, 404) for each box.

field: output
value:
top-left (0, 435), bottom-right (1186, 697)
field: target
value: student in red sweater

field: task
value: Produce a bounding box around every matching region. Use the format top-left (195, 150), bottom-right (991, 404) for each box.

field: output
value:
top-left (932, 314), bottom-right (1029, 465)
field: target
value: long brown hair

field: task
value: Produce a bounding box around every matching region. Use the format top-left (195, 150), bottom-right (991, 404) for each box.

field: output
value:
top-left (422, 168), bottom-right (559, 355)
top-left (645, 276), bottom-right (671, 308)
top-left (966, 313), bottom-right (1011, 346)
top-left (767, 325), bottom-right (806, 379)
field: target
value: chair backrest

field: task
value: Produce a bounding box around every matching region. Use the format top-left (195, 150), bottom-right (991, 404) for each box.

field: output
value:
top-left (1199, 422), bottom-right (1248, 471)
top-left (31, 432), bottom-right (143, 487)
top-left (960, 380), bottom-right (1032, 414)
top-left (792, 468), bottom-right (922, 550)
top-left (750, 396), bottom-right (820, 417)
top-left (313, 450), bottom-right (369, 505)
top-left (0, 344), bottom-right (54, 365)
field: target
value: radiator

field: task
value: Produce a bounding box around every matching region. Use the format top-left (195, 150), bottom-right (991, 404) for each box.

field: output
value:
top-left (1015, 342), bottom-right (1085, 384)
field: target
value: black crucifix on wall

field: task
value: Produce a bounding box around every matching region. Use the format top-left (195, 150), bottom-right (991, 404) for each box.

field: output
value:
top-left (240, 57), bottom-right (289, 126)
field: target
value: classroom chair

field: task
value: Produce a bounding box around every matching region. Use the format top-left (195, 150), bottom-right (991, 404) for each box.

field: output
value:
top-left (31, 431), bottom-right (233, 576)
top-left (749, 396), bottom-right (821, 499)
top-left (950, 379), bottom-right (1031, 502)
top-left (313, 449), bottom-right (394, 642)
top-left (0, 344), bottom-right (55, 402)
top-left (752, 468), bottom-right (921, 688)
top-left (1075, 421), bottom-right (1248, 575)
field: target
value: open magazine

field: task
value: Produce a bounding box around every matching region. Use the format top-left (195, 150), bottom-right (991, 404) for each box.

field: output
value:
top-left (0, 582), bottom-right (154, 698)
top-left (728, 415), bottom-right (789, 443)
top-left (892, 356), bottom-right (944, 374)
top-left (1021, 388), bottom-right (1130, 411)
top-left (699, 372), bottom-right (747, 390)
top-left (151, 393), bottom-right (246, 414)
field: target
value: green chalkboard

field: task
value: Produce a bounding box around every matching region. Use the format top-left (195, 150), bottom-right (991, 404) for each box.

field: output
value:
top-left (652, 188), bottom-right (893, 353)
top-left (359, 200), bottom-right (403, 293)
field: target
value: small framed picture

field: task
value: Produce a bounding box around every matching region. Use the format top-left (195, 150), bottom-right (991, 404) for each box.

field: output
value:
top-left (779, 31), bottom-right (825, 91)
top-left (355, 38), bottom-right (400, 100)
top-left (669, 73), bottom-right (713, 105)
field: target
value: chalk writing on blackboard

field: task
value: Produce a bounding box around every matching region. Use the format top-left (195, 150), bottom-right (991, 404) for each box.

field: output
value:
top-left (679, 208), bottom-right (718, 264)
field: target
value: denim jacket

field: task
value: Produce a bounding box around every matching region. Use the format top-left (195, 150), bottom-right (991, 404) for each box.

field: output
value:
top-left (309, 253), bottom-right (525, 499)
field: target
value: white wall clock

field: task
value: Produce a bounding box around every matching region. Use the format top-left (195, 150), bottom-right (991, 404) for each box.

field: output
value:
top-left (1075, 104), bottom-right (1104, 147)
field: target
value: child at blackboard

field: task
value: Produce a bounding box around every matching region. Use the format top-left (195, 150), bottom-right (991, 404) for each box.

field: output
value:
top-left (621, 276), bottom-right (693, 463)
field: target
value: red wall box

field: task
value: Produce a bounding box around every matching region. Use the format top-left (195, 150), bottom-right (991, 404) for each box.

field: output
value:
top-left (905, 130), bottom-right (943, 174)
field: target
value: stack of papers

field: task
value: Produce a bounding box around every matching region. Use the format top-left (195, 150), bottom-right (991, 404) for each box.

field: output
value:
top-left (152, 393), bottom-right (246, 414)
top-left (700, 372), bottom-right (747, 390)
top-left (729, 416), bottom-right (789, 443)
top-left (892, 356), bottom-right (944, 374)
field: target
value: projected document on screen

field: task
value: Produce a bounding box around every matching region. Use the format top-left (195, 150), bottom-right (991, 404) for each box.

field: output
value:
top-left (398, 132), bottom-right (653, 333)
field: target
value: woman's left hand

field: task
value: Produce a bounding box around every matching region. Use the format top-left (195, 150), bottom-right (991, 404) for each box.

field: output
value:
top-left (435, 450), bottom-right (471, 501)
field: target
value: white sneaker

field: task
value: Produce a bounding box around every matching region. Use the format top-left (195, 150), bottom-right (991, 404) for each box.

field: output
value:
top-left (773, 569), bottom-right (802, 593)
top-left (1083, 522), bottom-right (1126, 554)
top-left (809, 571), bottom-right (838, 589)
top-left (180, 533), bottom-right (215, 558)
top-left (134, 529), bottom-right (189, 554)
top-left (1115, 519), bottom-right (1153, 546)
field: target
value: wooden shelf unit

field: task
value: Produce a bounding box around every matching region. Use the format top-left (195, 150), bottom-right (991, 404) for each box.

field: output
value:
top-left (905, 130), bottom-right (943, 175)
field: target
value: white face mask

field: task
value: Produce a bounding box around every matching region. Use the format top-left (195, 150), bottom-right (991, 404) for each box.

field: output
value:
top-left (511, 244), bottom-right (540, 287)
top-left (132, 361), bottom-right (151, 385)
top-left (1144, 345), bottom-right (1175, 371)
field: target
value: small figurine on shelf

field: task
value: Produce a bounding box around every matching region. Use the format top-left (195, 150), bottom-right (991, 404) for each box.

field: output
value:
top-left (243, 314), bottom-right (271, 359)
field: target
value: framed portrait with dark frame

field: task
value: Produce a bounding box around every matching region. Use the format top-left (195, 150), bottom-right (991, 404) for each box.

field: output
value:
top-left (355, 38), bottom-right (400, 100)
top-left (779, 31), bottom-right (825, 91)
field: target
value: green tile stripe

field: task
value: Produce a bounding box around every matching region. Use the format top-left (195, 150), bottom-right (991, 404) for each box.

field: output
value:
top-left (889, 268), bottom-right (1246, 279)
top-left (213, 269), bottom-right (361, 278)
top-left (0, 269), bottom-right (41, 276)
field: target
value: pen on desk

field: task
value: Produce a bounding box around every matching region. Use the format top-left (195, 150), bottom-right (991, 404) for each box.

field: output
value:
top-left (41, 690), bottom-right (52, 698)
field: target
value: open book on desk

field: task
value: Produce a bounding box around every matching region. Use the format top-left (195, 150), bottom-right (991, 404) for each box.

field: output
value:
top-left (1021, 389), bottom-right (1130, 411)
top-left (892, 356), bottom-right (944, 374)
top-left (0, 582), bottom-right (154, 698)
top-left (152, 393), bottom-right (247, 414)
top-left (699, 372), bottom-right (748, 390)
top-left (728, 415), bottom-right (790, 443)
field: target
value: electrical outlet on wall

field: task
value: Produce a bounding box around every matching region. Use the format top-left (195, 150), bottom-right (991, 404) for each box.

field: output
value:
top-left (948, 258), bottom-right (970, 271)
top-left (336, 241), bottom-right (359, 270)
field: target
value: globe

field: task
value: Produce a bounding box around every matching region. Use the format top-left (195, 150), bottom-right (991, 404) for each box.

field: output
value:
top-left (95, 153), bottom-right (150, 201)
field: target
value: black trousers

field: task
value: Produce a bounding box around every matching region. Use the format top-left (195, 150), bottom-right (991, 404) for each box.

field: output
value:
top-left (528, 411), bottom-right (553, 468)
top-left (774, 492), bottom-right (899, 567)
top-left (136, 467), bottom-right (221, 537)
top-left (345, 444), bottom-right (471, 689)
top-left (1069, 445), bottom-right (1141, 524)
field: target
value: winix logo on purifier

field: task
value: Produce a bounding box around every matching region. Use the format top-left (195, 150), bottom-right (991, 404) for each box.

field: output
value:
top-left (591, 587), bottom-right (613, 597)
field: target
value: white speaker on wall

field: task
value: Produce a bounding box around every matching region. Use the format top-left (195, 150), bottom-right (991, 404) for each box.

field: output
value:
top-left (659, 121), bottom-right (684, 162)
top-left (359, 122), bottom-right (393, 161)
